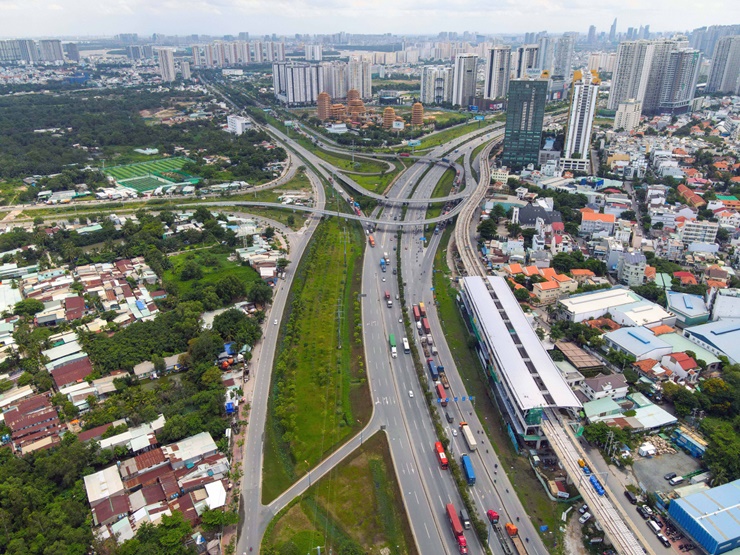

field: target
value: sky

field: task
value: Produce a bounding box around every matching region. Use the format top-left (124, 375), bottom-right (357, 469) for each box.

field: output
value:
top-left (0, 0), bottom-right (738, 38)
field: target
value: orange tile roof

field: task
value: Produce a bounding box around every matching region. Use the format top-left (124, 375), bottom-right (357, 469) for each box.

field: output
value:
top-left (645, 266), bottom-right (656, 279)
top-left (540, 267), bottom-right (558, 280)
top-left (571, 269), bottom-right (595, 276)
top-left (581, 212), bottom-right (616, 223)
top-left (580, 207), bottom-right (595, 214)
top-left (508, 278), bottom-right (526, 290)
top-left (553, 274), bottom-right (573, 282)
top-left (536, 281), bottom-right (560, 291)
top-left (523, 265), bottom-right (540, 276)
top-left (633, 359), bottom-right (659, 372)
top-left (706, 279), bottom-right (728, 289)
top-left (506, 263), bottom-right (524, 275)
top-left (650, 325), bottom-right (675, 336)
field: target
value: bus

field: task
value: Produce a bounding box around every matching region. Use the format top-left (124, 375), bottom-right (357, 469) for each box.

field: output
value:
top-left (402, 337), bottom-right (410, 354)
top-left (434, 441), bottom-right (449, 470)
top-left (389, 334), bottom-right (397, 358)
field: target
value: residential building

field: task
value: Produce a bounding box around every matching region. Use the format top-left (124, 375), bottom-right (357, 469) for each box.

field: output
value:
top-left (483, 46), bottom-right (511, 100)
top-left (226, 115), bottom-right (252, 135)
top-left (157, 48), bottom-right (176, 82)
top-left (502, 77), bottom-right (548, 169)
top-left (581, 374), bottom-right (629, 401)
top-left (273, 62), bottom-right (323, 106)
top-left (513, 44), bottom-right (539, 78)
top-left (608, 40), bottom-right (655, 110)
top-left (347, 59), bottom-right (372, 99)
top-left (420, 65), bottom-right (454, 104)
top-left (452, 54), bottom-right (478, 106)
top-left (614, 99), bottom-right (642, 132)
top-left (659, 48), bottom-right (702, 114)
top-left (617, 252), bottom-right (646, 287)
top-left (305, 44), bottom-right (322, 61)
top-left (180, 61), bottom-right (191, 80)
top-left (553, 34), bottom-right (576, 78)
top-left (563, 70), bottom-right (600, 160)
top-left (580, 211), bottom-right (616, 236)
top-left (319, 61), bottom-right (348, 99)
top-left (661, 352), bottom-right (700, 383)
top-left (537, 36), bottom-right (554, 75)
top-left (706, 35), bottom-right (740, 94)
top-left (678, 219), bottom-right (719, 244)
top-left (38, 39), bottom-right (64, 62)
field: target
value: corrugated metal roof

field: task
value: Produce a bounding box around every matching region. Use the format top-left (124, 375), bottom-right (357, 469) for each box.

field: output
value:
top-left (671, 480), bottom-right (740, 548)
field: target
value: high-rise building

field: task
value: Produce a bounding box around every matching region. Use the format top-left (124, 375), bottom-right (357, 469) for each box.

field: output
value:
top-left (319, 61), bottom-right (348, 99)
top-left (181, 61), bottom-right (191, 80)
top-left (659, 49), bottom-right (701, 113)
top-left (451, 53), bottom-right (478, 106)
top-left (641, 38), bottom-right (686, 113)
top-left (609, 19), bottom-right (618, 43)
top-left (608, 40), bottom-right (655, 110)
top-left (564, 70), bottom-right (600, 160)
top-left (537, 36), bottom-right (554, 75)
top-left (707, 36), bottom-right (740, 94)
top-left (553, 34), bottom-right (575, 79)
top-left (588, 25), bottom-right (597, 45)
top-left (272, 62), bottom-right (323, 106)
top-left (192, 45), bottom-right (202, 67)
top-left (157, 48), bottom-right (176, 82)
top-left (524, 32), bottom-right (536, 44)
top-left (317, 92), bottom-right (332, 121)
top-left (483, 46), bottom-right (511, 99)
top-left (411, 102), bottom-right (424, 126)
top-left (38, 40), bottom-right (64, 62)
top-left (204, 44), bottom-right (216, 67)
top-left (65, 43), bottom-right (80, 62)
top-left (513, 45), bottom-right (539, 78)
top-left (420, 66), bottom-right (454, 104)
top-left (305, 44), bottom-right (323, 61)
top-left (238, 32), bottom-right (250, 41)
top-left (348, 59), bottom-right (372, 99)
top-left (614, 99), bottom-right (642, 132)
top-left (502, 76), bottom-right (548, 169)
top-left (691, 24), bottom-right (740, 56)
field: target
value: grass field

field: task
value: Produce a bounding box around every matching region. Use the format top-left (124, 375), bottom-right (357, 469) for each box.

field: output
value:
top-left (163, 248), bottom-right (262, 297)
top-left (105, 156), bottom-right (191, 181)
top-left (244, 170), bottom-right (313, 203)
top-left (432, 228), bottom-right (565, 553)
top-left (349, 167), bottom-right (400, 195)
top-left (262, 217), bottom-right (371, 503)
top-left (262, 432), bottom-right (416, 555)
top-left (119, 175), bottom-right (169, 192)
top-left (415, 120), bottom-right (493, 151)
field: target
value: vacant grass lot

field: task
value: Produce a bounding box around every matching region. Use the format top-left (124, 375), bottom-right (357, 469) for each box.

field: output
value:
top-left (163, 248), bottom-right (262, 296)
top-left (263, 432), bottom-right (416, 554)
top-left (348, 165), bottom-right (401, 195)
top-left (433, 228), bottom-right (565, 553)
top-left (262, 217), bottom-right (371, 503)
top-left (415, 120), bottom-right (493, 151)
top-left (243, 170), bottom-right (313, 203)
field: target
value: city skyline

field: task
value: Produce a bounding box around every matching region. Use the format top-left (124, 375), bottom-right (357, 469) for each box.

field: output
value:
top-left (0, 0), bottom-right (738, 38)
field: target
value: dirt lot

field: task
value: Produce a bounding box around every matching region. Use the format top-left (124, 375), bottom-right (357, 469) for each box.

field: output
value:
top-left (632, 450), bottom-right (703, 494)
top-left (563, 515), bottom-right (589, 555)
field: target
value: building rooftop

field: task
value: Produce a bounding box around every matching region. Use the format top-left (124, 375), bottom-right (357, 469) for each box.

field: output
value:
top-left (84, 466), bottom-right (124, 506)
top-left (555, 341), bottom-right (602, 369)
top-left (659, 333), bottom-right (720, 365)
top-left (559, 287), bottom-right (640, 316)
top-left (612, 300), bottom-right (674, 327)
top-left (584, 373), bottom-right (628, 393)
top-left (604, 326), bottom-right (671, 358)
top-left (684, 318), bottom-right (740, 364)
top-left (581, 212), bottom-right (616, 223)
top-left (670, 479), bottom-right (740, 547)
top-left (666, 291), bottom-right (710, 319)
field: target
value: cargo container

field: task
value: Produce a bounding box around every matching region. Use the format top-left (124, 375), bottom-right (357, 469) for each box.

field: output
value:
top-left (434, 441), bottom-right (448, 470)
top-left (445, 503), bottom-right (468, 554)
top-left (436, 383), bottom-right (448, 407)
top-left (419, 302), bottom-right (427, 317)
top-left (368, 235), bottom-right (375, 247)
top-left (427, 358), bottom-right (439, 381)
top-left (389, 334), bottom-right (397, 358)
top-left (413, 305), bottom-right (421, 321)
top-left (461, 454), bottom-right (476, 485)
top-left (460, 422), bottom-right (477, 451)
top-left (422, 318), bottom-right (431, 334)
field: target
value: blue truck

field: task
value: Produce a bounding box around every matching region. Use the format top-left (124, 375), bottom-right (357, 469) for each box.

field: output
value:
top-left (461, 454), bottom-right (476, 485)
top-left (380, 259), bottom-right (386, 272)
top-left (427, 358), bottom-right (439, 381)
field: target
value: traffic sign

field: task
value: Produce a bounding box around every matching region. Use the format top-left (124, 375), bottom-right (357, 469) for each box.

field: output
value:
top-left (454, 397), bottom-right (459, 402)
top-left (475, 115), bottom-right (485, 121)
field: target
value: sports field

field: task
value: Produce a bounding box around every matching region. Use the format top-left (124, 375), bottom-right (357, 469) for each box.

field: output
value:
top-left (119, 176), bottom-right (169, 193)
top-left (104, 157), bottom-right (191, 181)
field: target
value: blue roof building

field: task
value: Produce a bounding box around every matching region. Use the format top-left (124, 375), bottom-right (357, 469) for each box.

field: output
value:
top-left (666, 291), bottom-right (710, 328)
top-left (668, 479), bottom-right (740, 555)
top-left (604, 326), bottom-right (673, 361)
top-left (683, 318), bottom-right (740, 365)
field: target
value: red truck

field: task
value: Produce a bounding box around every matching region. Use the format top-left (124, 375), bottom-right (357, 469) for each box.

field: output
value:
top-left (412, 305), bottom-right (421, 321)
top-left (436, 382), bottom-right (448, 407)
top-left (422, 318), bottom-right (431, 334)
top-left (419, 302), bottom-right (427, 317)
top-left (434, 441), bottom-right (449, 470)
top-left (446, 503), bottom-right (468, 554)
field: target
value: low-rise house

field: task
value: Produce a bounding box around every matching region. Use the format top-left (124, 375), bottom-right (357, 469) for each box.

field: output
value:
top-left (581, 373), bottom-right (629, 401)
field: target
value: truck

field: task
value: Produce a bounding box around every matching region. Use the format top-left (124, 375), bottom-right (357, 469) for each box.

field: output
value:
top-left (459, 422), bottom-right (478, 451)
top-left (438, 366), bottom-right (450, 389)
top-left (422, 318), bottom-right (431, 334)
top-left (459, 507), bottom-right (471, 529)
top-left (389, 334), bottom-right (397, 358)
top-left (505, 523), bottom-right (528, 555)
top-left (426, 334), bottom-right (433, 345)
top-left (385, 291), bottom-right (392, 307)
top-left (383, 252), bottom-right (390, 263)
top-left (434, 441), bottom-right (449, 470)
top-left (445, 503), bottom-right (469, 554)
top-left (419, 302), bottom-right (427, 317)
top-left (436, 382), bottom-right (448, 407)
top-left (380, 258), bottom-right (386, 272)
top-left (461, 454), bottom-right (476, 485)
top-left (412, 305), bottom-right (421, 321)
top-left (368, 235), bottom-right (375, 248)
top-left (427, 358), bottom-right (439, 381)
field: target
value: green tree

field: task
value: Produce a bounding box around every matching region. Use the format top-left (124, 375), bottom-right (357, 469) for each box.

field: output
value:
top-left (248, 281), bottom-right (273, 305)
top-left (478, 219), bottom-right (497, 240)
top-left (514, 288), bottom-right (530, 302)
top-left (180, 260), bottom-right (203, 281)
top-left (13, 298), bottom-right (45, 316)
top-left (199, 509), bottom-right (239, 532)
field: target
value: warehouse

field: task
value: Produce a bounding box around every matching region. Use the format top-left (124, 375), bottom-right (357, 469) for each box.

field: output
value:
top-left (668, 479), bottom-right (740, 555)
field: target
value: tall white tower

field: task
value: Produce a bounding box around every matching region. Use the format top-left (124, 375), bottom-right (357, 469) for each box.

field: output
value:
top-left (564, 70), bottom-right (600, 159)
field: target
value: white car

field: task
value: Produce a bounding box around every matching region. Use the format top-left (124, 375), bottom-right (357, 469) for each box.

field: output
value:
top-left (452, 429), bottom-right (458, 437)
top-left (408, 390), bottom-right (414, 398)
top-left (382, 277), bottom-right (386, 282)
top-left (578, 512), bottom-right (592, 524)
top-left (274, 319), bottom-right (278, 325)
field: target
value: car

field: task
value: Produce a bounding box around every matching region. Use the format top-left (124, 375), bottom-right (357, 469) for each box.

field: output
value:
top-left (579, 512), bottom-right (592, 524)
top-left (274, 319), bottom-right (278, 325)
top-left (445, 412), bottom-right (454, 423)
top-left (408, 390), bottom-right (414, 398)
top-left (393, 269), bottom-right (397, 275)
top-left (395, 294), bottom-right (399, 300)
top-left (452, 429), bottom-right (458, 437)
top-left (664, 472), bottom-right (677, 481)
top-left (579, 504), bottom-right (589, 514)
top-left (382, 277), bottom-right (386, 282)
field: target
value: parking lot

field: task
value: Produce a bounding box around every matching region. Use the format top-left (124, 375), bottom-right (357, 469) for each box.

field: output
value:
top-left (632, 450), bottom-right (703, 495)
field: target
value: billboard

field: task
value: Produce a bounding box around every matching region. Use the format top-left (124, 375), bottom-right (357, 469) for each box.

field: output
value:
top-left (407, 140), bottom-right (421, 147)
top-left (468, 105), bottom-right (479, 112)
top-left (489, 102), bottom-right (505, 112)
top-left (392, 121), bottom-right (405, 130)
top-left (474, 115), bottom-right (485, 121)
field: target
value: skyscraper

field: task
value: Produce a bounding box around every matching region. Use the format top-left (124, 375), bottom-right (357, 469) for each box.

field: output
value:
top-left (39, 39), bottom-right (64, 62)
top-left (191, 46), bottom-right (202, 67)
top-left (608, 40), bottom-right (655, 110)
top-left (564, 71), bottom-right (600, 159)
top-left (483, 46), bottom-right (511, 100)
top-left (553, 34), bottom-right (575, 79)
top-left (273, 62), bottom-right (323, 106)
top-left (537, 36), bottom-right (554, 75)
top-left (514, 45), bottom-right (539, 78)
top-left (420, 66), bottom-right (454, 104)
top-left (181, 61), bottom-right (191, 80)
top-left (588, 25), bottom-right (597, 45)
top-left (609, 19), bottom-right (618, 43)
top-left (707, 36), bottom-right (740, 94)
top-left (157, 48), bottom-right (176, 82)
top-left (641, 38), bottom-right (686, 113)
top-left (348, 59), bottom-right (372, 99)
top-left (502, 77), bottom-right (548, 169)
top-left (65, 43), bottom-right (80, 62)
top-left (659, 49), bottom-right (701, 113)
top-left (451, 53), bottom-right (478, 106)
top-left (305, 44), bottom-right (323, 62)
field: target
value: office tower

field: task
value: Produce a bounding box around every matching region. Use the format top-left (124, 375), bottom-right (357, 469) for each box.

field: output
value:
top-left (272, 62), bottom-right (323, 105)
top-left (609, 19), bottom-right (618, 43)
top-left (192, 45), bottom-right (202, 67)
top-left (305, 44), bottom-right (322, 61)
top-left (181, 61), bottom-right (191, 80)
top-left (608, 40), bottom-right (654, 110)
top-left (524, 32), bottom-right (536, 44)
top-left (502, 77), bottom-right (548, 169)
top-left (614, 99), bottom-right (642, 132)
top-left (537, 36), bottom-right (554, 74)
top-left (483, 46), bottom-right (511, 99)
top-left (65, 43), bottom-right (80, 62)
top-left (420, 66), bottom-right (453, 104)
top-left (348, 59), bottom-right (372, 99)
top-left (238, 32), bottom-right (250, 41)
top-left (707, 36), bottom-right (740, 93)
top-left (317, 92), bottom-right (331, 121)
top-left (553, 34), bottom-right (575, 78)
top-left (39, 40), bottom-right (64, 62)
top-left (643, 25), bottom-right (650, 40)
top-left (382, 107), bottom-right (396, 129)
top-left (411, 102), bottom-right (424, 126)
top-left (564, 70), bottom-right (600, 159)
top-left (659, 49), bottom-right (701, 113)
top-left (514, 45), bottom-right (539, 78)
top-left (452, 53), bottom-right (478, 106)
top-left (157, 48), bottom-right (176, 82)
top-left (588, 25), bottom-right (597, 44)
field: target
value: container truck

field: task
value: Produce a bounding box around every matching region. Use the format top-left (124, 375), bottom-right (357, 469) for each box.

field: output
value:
top-left (445, 503), bottom-right (469, 554)
top-left (461, 454), bottom-right (476, 485)
top-left (459, 422), bottom-right (478, 451)
top-left (419, 302), bottom-right (427, 317)
top-left (505, 523), bottom-right (528, 555)
top-left (427, 358), bottom-right (439, 380)
top-left (389, 334), bottom-right (397, 358)
top-left (426, 334), bottom-right (433, 345)
top-left (380, 259), bottom-right (386, 272)
top-left (436, 382), bottom-right (448, 407)
top-left (434, 441), bottom-right (449, 470)
top-left (412, 305), bottom-right (421, 321)
top-left (438, 366), bottom-right (450, 389)
top-left (368, 235), bottom-right (375, 248)
top-left (422, 318), bottom-right (431, 334)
